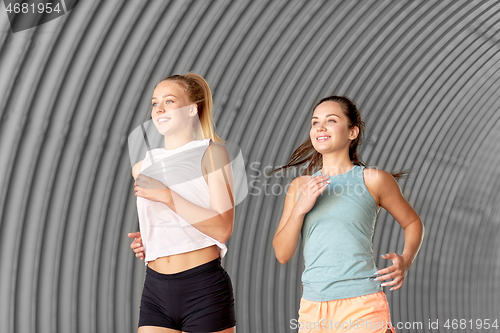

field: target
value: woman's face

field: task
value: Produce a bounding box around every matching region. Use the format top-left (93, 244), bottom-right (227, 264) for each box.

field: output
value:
top-left (150, 80), bottom-right (196, 135)
top-left (310, 101), bottom-right (357, 153)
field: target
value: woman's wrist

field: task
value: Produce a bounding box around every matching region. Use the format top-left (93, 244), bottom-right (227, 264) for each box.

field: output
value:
top-left (401, 253), bottom-right (413, 271)
top-left (291, 206), bottom-right (306, 219)
top-left (161, 188), bottom-right (175, 209)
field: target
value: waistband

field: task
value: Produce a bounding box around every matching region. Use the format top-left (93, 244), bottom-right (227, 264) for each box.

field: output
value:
top-left (146, 257), bottom-right (222, 280)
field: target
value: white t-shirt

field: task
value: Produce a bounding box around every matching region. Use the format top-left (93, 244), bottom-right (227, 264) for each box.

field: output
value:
top-left (136, 138), bottom-right (227, 265)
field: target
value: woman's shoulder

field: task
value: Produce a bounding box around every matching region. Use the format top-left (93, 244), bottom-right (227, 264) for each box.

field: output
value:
top-left (202, 140), bottom-right (230, 173)
top-left (204, 141), bottom-right (230, 159)
top-left (294, 174), bottom-right (311, 184)
top-left (363, 167), bottom-right (394, 183)
top-left (290, 175), bottom-right (312, 193)
top-left (132, 160), bottom-right (143, 180)
top-left (206, 140), bottom-right (228, 152)
top-left (363, 167), bottom-right (398, 197)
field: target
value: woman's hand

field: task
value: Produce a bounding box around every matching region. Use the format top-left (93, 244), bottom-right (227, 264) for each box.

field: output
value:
top-left (375, 253), bottom-right (410, 291)
top-left (127, 232), bottom-right (145, 260)
top-left (365, 168), bottom-right (424, 291)
top-left (134, 174), bottom-right (172, 204)
top-left (294, 174), bottom-right (331, 216)
top-left (272, 174), bottom-right (330, 264)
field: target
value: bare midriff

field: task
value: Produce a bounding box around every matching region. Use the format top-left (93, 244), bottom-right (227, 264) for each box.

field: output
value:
top-left (147, 244), bottom-right (220, 274)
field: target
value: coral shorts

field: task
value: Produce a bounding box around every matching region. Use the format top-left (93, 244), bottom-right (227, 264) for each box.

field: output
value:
top-left (297, 291), bottom-right (396, 333)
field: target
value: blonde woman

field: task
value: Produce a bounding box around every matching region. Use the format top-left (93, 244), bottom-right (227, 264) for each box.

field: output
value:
top-left (129, 73), bottom-right (236, 333)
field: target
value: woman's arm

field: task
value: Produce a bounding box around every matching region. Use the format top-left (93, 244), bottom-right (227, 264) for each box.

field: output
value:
top-left (132, 160), bottom-right (143, 180)
top-left (165, 144), bottom-right (235, 243)
top-left (128, 232), bottom-right (144, 260)
top-left (273, 177), bottom-right (306, 264)
top-left (130, 161), bottom-right (145, 260)
top-left (273, 174), bottom-right (331, 264)
top-left (365, 168), bottom-right (425, 290)
top-left (135, 144), bottom-right (235, 243)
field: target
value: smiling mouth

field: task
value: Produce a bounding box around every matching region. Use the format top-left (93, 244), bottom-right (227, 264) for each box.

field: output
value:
top-left (157, 118), bottom-right (170, 124)
top-left (317, 136), bottom-right (331, 141)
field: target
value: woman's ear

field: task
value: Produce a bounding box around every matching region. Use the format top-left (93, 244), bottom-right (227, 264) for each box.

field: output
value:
top-left (189, 104), bottom-right (198, 117)
top-left (349, 125), bottom-right (360, 140)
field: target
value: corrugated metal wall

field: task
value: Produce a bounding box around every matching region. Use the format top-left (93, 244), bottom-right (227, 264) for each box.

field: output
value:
top-left (1, 1), bottom-right (499, 332)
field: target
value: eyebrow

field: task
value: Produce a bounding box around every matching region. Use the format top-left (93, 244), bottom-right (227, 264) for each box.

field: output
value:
top-left (152, 94), bottom-right (177, 101)
top-left (311, 114), bottom-right (339, 119)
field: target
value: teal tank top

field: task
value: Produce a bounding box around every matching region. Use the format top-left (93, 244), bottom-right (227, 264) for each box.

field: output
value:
top-left (296, 165), bottom-right (382, 301)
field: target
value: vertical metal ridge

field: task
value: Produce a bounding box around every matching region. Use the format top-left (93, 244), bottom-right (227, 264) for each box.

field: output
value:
top-left (1, 0), bottom-right (500, 332)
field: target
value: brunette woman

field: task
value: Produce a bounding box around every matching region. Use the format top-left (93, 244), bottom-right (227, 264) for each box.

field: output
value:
top-left (271, 96), bottom-right (424, 333)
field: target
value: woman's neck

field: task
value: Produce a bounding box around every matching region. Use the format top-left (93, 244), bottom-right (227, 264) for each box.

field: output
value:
top-left (321, 153), bottom-right (354, 176)
top-left (163, 134), bottom-right (196, 150)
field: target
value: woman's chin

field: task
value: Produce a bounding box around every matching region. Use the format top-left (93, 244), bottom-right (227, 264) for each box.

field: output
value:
top-left (155, 125), bottom-right (173, 136)
top-left (313, 144), bottom-right (337, 155)
top-left (158, 129), bottom-right (172, 136)
top-left (312, 142), bottom-right (328, 152)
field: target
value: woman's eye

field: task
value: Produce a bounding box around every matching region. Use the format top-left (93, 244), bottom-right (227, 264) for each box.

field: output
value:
top-left (312, 120), bottom-right (335, 125)
top-left (152, 102), bottom-right (158, 107)
top-left (166, 100), bottom-right (173, 104)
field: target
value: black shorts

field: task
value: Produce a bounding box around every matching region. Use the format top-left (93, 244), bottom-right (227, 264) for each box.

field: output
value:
top-left (138, 257), bottom-right (236, 332)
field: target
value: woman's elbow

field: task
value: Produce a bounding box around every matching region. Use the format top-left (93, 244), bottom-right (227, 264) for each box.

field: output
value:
top-left (216, 210), bottom-right (233, 243)
top-left (276, 256), bottom-right (289, 265)
top-left (214, 223), bottom-right (232, 243)
top-left (219, 228), bottom-right (232, 243)
top-left (273, 239), bottom-right (290, 264)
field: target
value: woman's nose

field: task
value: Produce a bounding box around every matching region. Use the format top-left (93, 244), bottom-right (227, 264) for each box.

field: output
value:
top-left (317, 121), bottom-right (326, 130)
top-left (155, 105), bottom-right (165, 113)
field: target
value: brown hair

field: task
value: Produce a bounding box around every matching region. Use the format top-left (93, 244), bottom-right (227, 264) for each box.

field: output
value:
top-left (267, 96), bottom-right (410, 180)
top-left (155, 72), bottom-right (224, 143)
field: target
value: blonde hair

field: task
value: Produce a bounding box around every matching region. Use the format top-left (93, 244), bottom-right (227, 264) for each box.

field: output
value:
top-left (155, 72), bottom-right (224, 143)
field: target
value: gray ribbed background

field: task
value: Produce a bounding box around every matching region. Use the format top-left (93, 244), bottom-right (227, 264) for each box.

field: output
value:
top-left (1, 1), bottom-right (500, 332)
